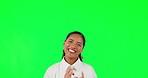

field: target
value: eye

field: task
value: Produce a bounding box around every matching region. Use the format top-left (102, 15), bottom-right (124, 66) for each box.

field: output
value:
top-left (77, 44), bottom-right (82, 47)
top-left (68, 40), bottom-right (73, 43)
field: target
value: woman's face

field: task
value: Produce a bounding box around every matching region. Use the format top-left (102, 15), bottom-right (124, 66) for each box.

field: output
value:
top-left (63, 34), bottom-right (83, 59)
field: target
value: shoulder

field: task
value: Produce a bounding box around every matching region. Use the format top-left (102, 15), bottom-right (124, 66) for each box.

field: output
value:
top-left (44, 62), bottom-right (60, 78)
top-left (48, 62), bottom-right (60, 69)
top-left (45, 62), bottom-right (60, 72)
top-left (82, 62), bottom-right (94, 70)
top-left (81, 62), bottom-right (98, 78)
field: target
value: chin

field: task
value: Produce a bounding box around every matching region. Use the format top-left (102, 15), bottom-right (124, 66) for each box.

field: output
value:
top-left (68, 55), bottom-right (75, 58)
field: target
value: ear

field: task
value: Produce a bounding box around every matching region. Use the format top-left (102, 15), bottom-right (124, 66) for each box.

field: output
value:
top-left (63, 41), bottom-right (65, 46)
top-left (63, 43), bottom-right (64, 46)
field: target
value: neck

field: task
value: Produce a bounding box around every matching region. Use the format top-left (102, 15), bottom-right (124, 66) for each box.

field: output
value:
top-left (64, 56), bottom-right (78, 65)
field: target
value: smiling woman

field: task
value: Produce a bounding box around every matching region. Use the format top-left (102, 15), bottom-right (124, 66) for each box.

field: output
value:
top-left (62, 31), bottom-right (85, 62)
top-left (44, 31), bottom-right (98, 78)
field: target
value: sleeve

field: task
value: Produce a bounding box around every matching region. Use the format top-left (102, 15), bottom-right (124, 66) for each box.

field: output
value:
top-left (44, 64), bottom-right (57, 78)
top-left (92, 67), bottom-right (98, 78)
top-left (83, 63), bottom-right (98, 78)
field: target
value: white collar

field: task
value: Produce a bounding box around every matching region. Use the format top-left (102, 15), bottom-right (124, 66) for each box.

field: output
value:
top-left (61, 57), bottom-right (82, 71)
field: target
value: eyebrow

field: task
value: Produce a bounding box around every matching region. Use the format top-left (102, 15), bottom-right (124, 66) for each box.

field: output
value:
top-left (68, 39), bottom-right (83, 45)
top-left (69, 39), bottom-right (74, 41)
top-left (77, 42), bottom-right (82, 45)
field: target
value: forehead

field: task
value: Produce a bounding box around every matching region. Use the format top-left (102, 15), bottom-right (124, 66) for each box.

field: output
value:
top-left (67, 34), bottom-right (83, 42)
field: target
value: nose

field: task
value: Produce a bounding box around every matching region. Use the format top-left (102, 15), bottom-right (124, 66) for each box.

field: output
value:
top-left (70, 43), bottom-right (77, 49)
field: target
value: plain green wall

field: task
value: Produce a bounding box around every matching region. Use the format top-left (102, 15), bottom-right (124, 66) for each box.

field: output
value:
top-left (0, 0), bottom-right (148, 78)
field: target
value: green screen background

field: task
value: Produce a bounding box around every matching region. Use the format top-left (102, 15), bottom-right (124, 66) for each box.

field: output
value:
top-left (0, 0), bottom-right (148, 78)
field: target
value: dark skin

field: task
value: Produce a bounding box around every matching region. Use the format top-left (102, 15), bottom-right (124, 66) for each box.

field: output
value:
top-left (63, 34), bottom-right (84, 78)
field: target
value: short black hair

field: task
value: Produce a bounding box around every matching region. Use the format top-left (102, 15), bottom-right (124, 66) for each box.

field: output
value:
top-left (62, 31), bottom-right (86, 61)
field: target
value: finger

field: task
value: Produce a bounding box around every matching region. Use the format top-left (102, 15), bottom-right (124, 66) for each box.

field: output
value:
top-left (81, 72), bottom-right (84, 78)
top-left (69, 70), bottom-right (73, 75)
top-left (66, 66), bottom-right (72, 73)
top-left (66, 68), bottom-right (73, 75)
top-left (66, 66), bottom-right (71, 71)
top-left (64, 69), bottom-right (73, 78)
top-left (66, 68), bottom-right (70, 73)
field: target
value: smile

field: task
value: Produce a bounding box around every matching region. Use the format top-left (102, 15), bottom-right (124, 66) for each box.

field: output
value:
top-left (68, 49), bottom-right (76, 53)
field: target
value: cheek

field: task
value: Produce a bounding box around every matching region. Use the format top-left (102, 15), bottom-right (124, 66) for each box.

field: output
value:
top-left (78, 47), bottom-right (83, 52)
top-left (65, 43), bottom-right (69, 47)
top-left (64, 43), bottom-right (69, 49)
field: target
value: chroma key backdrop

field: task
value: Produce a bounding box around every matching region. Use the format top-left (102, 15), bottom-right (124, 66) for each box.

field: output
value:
top-left (0, 0), bottom-right (148, 78)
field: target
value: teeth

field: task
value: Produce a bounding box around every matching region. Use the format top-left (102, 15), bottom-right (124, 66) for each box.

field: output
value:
top-left (69, 49), bottom-right (75, 53)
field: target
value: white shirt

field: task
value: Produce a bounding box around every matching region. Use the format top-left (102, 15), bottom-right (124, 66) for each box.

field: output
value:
top-left (44, 58), bottom-right (98, 78)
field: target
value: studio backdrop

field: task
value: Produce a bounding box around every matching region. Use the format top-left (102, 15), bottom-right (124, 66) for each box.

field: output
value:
top-left (0, 0), bottom-right (148, 78)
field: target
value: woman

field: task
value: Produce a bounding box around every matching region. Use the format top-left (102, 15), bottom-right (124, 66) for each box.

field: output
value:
top-left (44, 31), bottom-right (97, 78)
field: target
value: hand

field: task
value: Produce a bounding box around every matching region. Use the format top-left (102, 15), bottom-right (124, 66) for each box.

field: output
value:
top-left (64, 66), bottom-right (73, 78)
